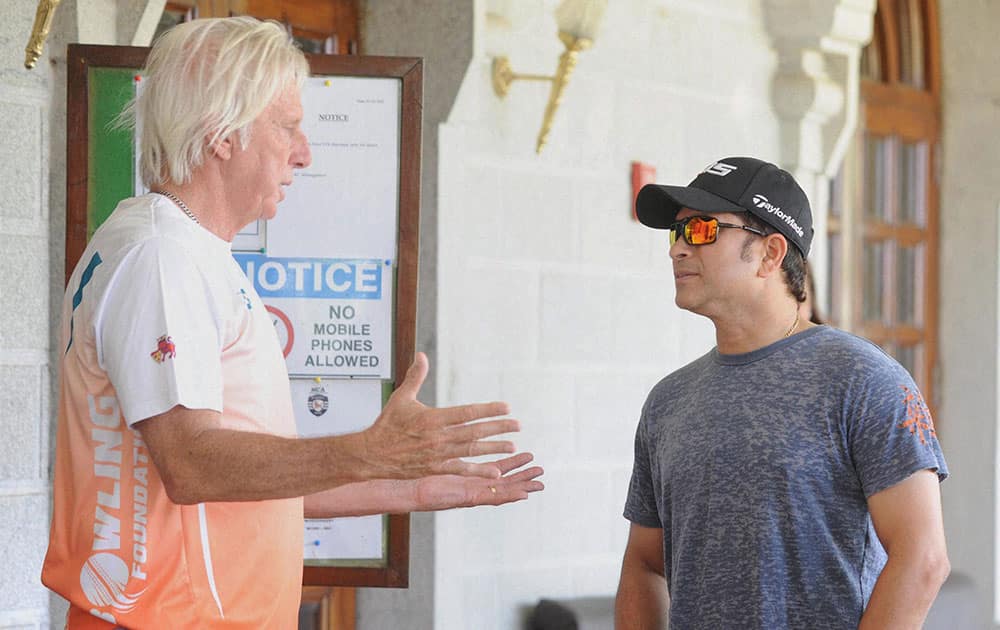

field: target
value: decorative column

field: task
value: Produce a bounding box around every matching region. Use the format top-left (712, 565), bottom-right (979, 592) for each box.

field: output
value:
top-left (762, 0), bottom-right (876, 306)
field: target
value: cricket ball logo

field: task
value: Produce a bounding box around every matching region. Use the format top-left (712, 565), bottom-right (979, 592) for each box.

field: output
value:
top-left (150, 335), bottom-right (176, 363)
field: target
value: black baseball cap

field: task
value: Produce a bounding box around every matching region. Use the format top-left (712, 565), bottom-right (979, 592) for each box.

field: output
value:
top-left (636, 157), bottom-right (813, 256)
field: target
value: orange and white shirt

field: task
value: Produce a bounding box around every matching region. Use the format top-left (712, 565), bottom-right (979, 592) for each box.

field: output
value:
top-left (42, 194), bottom-right (303, 629)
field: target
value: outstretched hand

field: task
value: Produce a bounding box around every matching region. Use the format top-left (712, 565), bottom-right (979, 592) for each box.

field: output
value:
top-left (413, 453), bottom-right (544, 511)
top-left (361, 353), bottom-right (521, 480)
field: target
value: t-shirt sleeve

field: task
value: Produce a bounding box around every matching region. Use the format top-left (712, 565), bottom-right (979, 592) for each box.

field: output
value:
top-left (96, 237), bottom-right (225, 425)
top-left (848, 358), bottom-right (948, 498)
top-left (624, 404), bottom-right (662, 528)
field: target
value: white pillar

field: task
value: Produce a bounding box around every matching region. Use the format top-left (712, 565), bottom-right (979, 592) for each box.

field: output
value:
top-left (762, 0), bottom-right (876, 313)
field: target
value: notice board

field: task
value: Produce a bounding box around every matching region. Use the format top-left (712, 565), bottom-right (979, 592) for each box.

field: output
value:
top-left (66, 44), bottom-right (422, 588)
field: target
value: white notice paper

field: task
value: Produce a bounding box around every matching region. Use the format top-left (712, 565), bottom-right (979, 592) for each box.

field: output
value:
top-left (268, 76), bottom-right (402, 260)
top-left (292, 377), bottom-right (386, 561)
top-left (290, 378), bottom-right (384, 439)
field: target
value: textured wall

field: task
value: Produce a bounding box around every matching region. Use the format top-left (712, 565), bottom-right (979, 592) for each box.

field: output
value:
top-left (0, 3), bottom-right (161, 628)
top-left (0, 2), bottom-right (52, 628)
top-left (930, 1), bottom-right (1000, 628)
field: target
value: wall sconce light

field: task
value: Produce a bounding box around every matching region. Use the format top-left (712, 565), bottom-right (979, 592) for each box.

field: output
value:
top-left (491, 0), bottom-right (607, 154)
top-left (24, 0), bottom-right (62, 69)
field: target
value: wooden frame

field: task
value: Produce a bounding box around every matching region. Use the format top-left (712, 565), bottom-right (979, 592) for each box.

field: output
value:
top-left (300, 586), bottom-right (356, 630)
top-left (828, 0), bottom-right (941, 411)
top-left (162, 1), bottom-right (360, 54)
top-left (66, 44), bottom-right (423, 588)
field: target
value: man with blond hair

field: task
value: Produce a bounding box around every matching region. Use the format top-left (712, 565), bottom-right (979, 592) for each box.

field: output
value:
top-left (615, 157), bottom-right (949, 629)
top-left (43, 17), bottom-right (542, 628)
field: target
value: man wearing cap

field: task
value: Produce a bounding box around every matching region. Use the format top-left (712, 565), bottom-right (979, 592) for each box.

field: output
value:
top-left (615, 157), bottom-right (949, 629)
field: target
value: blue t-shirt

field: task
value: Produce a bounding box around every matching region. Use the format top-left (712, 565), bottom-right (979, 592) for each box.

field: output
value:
top-left (623, 326), bottom-right (948, 629)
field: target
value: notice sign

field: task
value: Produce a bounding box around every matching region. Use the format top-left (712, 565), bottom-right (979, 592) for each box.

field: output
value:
top-left (292, 377), bottom-right (386, 562)
top-left (290, 378), bottom-right (384, 438)
top-left (305, 517), bottom-right (383, 561)
top-left (267, 75), bottom-right (402, 261)
top-left (235, 253), bottom-right (393, 378)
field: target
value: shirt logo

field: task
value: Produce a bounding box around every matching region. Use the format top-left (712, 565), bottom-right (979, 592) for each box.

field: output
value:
top-left (702, 161), bottom-right (738, 176)
top-left (80, 552), bottom-right (145, 616)
top-left (898, 385), bottom-right (937, 445)
top-left (150, 335), bottom-right (176, 363)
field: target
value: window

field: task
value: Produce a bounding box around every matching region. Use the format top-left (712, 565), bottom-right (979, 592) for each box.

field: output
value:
top-left (828, 0), bottom-right (940, 410)
top-left (156, 1), bottom-right (359, 54)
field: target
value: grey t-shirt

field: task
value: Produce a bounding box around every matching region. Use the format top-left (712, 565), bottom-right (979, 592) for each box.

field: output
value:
top-left (624, 326), bottom-right (948, 629)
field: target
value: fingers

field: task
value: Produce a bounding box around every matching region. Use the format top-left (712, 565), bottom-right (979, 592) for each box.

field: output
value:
top-left (470, 459), bottom-right (545, 504)
top-left (492, 452), bottom-right (535, 475)
top-left (439, 459), bottom-right (503, 479)
top-left (461, 440), bottom-right (517, 458)
top-left (482, 476), bottom-right (545, 506)
top-left (447, 417), bottom-right (520, 442)
top-left (503, 466), bottom-right (545, 484)
top-left (488, 460), bottom-right (544, 503)
top-left (391, 352), bottom-right (428, 401)
top-left (419, 420), bottom-right (520, 462)
top-left (435, 449), bottom-right (543, 479)
top-left (524, 480), bottom-right (544, 493)
top-left (438, 401), bottom-right (512, 426)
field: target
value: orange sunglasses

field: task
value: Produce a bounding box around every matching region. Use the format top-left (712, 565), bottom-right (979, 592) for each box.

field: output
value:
top-left (668, 215), bottom-right (767, 246)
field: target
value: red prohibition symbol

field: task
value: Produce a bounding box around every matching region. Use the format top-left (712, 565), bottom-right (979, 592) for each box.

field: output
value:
top-left (266, 305), bottom-right (294, 358)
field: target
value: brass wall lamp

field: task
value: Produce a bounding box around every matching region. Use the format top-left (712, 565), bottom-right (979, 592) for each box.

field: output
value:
top-left (24, 0), bottom-right (62, 69)
top-left (491, 0), bottom-right (607, 154)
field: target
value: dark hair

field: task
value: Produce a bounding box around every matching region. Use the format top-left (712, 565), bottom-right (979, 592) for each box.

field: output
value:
top-left (740, 213), bottom-right (807, 303)
top-left (804, 261), bottom-right (825, 325)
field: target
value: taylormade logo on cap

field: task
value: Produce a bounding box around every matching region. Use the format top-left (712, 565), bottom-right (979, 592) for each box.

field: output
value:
top-left (752, 194), bottom-right (805, 238)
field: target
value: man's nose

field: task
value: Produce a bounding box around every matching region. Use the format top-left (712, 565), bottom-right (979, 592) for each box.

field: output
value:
top-left (669, 238), bottom-right (690, 260)
top-left (292, 132), bottom-right (311, 169)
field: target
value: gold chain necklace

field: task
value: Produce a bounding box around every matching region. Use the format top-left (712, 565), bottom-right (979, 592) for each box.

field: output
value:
top-left (784, 309), bottom-right (800, 338)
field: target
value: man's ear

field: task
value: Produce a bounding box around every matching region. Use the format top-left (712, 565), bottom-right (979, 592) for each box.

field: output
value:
top-left (209, 134), bottom-right (233, 160)
top-left (759, 233), bottom-right (788, 278)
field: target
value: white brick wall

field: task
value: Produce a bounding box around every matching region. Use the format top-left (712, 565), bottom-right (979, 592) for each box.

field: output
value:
top-left (1, 2), bottom-right (53, 628)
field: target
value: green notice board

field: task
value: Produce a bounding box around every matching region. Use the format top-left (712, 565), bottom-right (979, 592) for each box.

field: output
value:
top-left (87, 68), bottom-right (134, 237)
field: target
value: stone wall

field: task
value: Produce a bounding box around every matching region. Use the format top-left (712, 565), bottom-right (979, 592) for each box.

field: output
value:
top-left (0, 2), bottom-right (54, 627)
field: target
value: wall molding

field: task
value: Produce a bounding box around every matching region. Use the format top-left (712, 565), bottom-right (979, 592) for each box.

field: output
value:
top-left (0, 480), bottom-right (48, 497)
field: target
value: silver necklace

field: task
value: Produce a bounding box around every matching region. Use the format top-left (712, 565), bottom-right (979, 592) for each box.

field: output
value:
top-left (153, 190), bottom-right (199, 224)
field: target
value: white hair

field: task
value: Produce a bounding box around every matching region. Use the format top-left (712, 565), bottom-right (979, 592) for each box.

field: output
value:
top-left (122, 17), bottom-right (309, 187)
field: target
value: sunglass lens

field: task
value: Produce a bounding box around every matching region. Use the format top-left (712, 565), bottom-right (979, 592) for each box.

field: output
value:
top-left (686, 217), bottom-right (718, 245)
